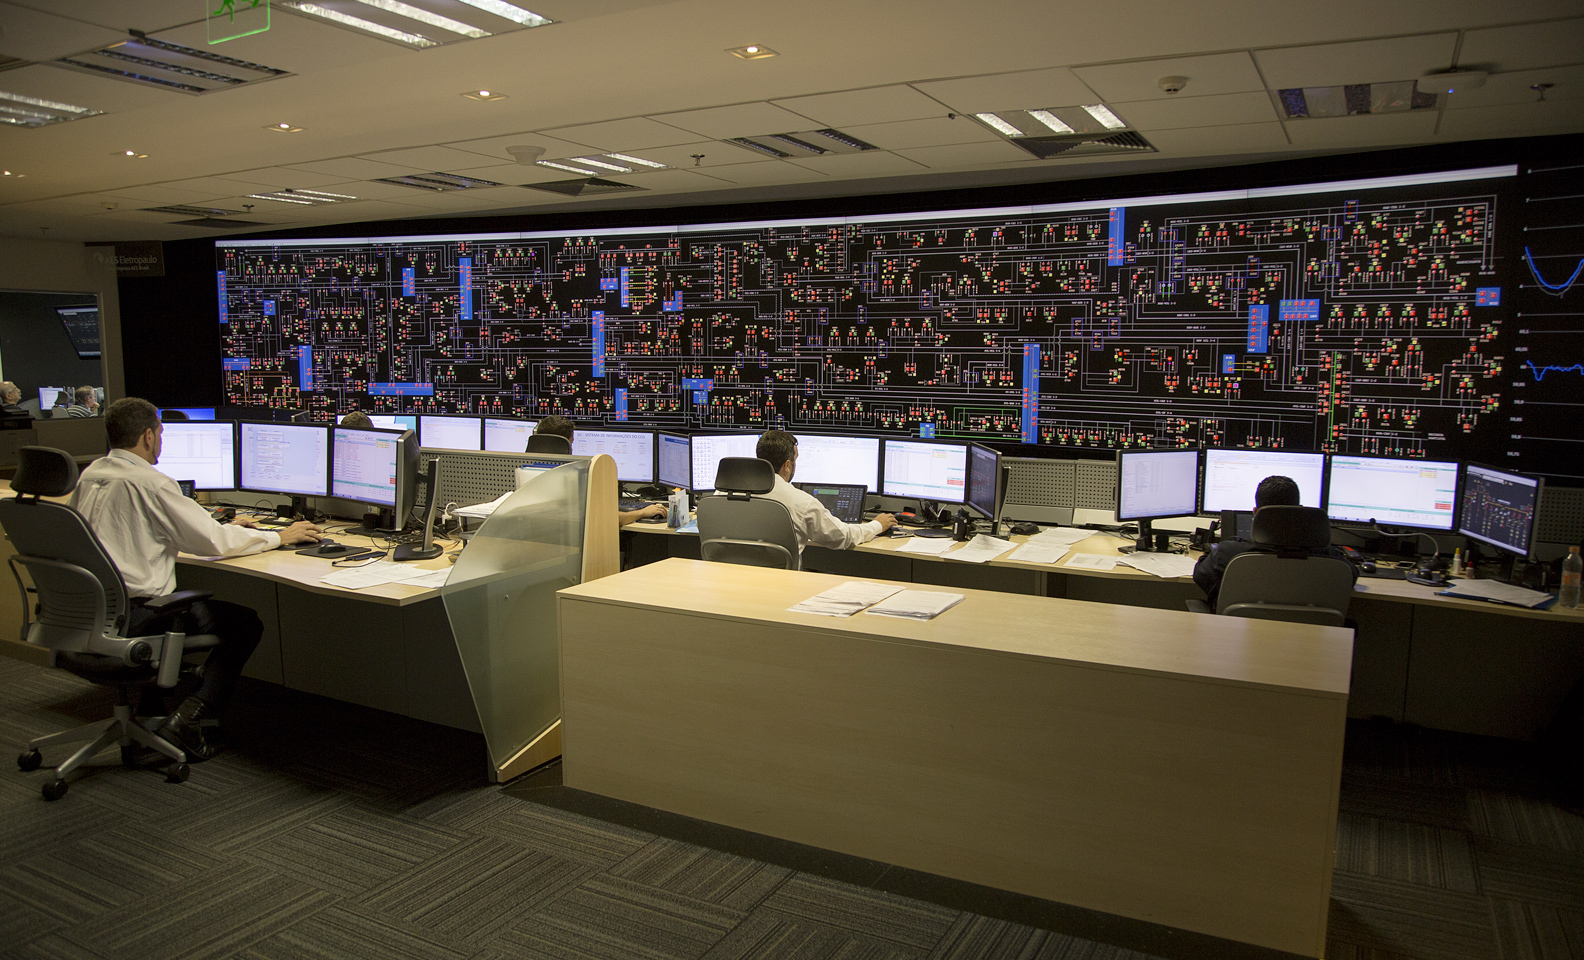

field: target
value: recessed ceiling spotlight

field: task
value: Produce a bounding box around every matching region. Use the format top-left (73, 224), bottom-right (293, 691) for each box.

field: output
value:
top-left (605, 153), bottom-right (668, 169)
top-left (1026, 109), bottom-right (1074, 134)
top-left (728, 44), bottom-right (777, 60)
top-left (118, 150), bottom-right (149, 158)
top-left (1, 170), bottom-right (20, 177)
top-left (1081, 104), bottom-right (1127, 130)
top-left (975, 113), bottom-right (1024, 137)
top-left (461, 89), bottom-right (508, 101)
top-left (267, 122), bottom-right (304, 132)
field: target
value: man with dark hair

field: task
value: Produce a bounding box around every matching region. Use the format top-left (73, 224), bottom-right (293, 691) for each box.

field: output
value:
top-left (65, 386), bottom-right (99, 418)
top-left (531, 416), bottom-right (665, 524)
top-left (1192, 474), bottom-right (1355, 608)
top-left (71, 398), bottom-right (323, 759)
top-left (753, 429), bottom-right (896, 556)
top-left (339, 410), bottom-right (373, 430)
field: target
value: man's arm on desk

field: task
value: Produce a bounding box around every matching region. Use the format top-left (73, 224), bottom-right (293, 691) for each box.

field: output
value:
top-left (157, 489), bottom-right (321, 556)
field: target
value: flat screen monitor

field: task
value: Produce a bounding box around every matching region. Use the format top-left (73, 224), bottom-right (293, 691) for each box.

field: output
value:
top-left (54, 305), bottom-right (100, 359)
top-left (483, 417), bottom-right (537, 453)
top-left (238, 422), bottom-right (329, 498)
top-left (792, 433), bottom-right (880, 492)
top-left (1201, 448), bottom-right (1326, 513)
top-left (39, 387), bottom-right (69, 409)
top-left (657, 432), bottom-right (691, 489)
top-left (418, 415), bottom-right (481, 451)
top-left (882, 439), bottom-right (968, 505)
top-left (1116, 449), bottom-right (1200, 521)
top-left (153, 420), bottom-right (236, 490)
top-left (1325, 455), bottom-right (1459, 531)
top-left (1458, 463), bottom-right (1542, 557)
top-left (160, 407), bottom-right (217, 421)
top-left (341, 413), bottom-right (417, 433)
top-left (966, 442), bottom-right (1000, 520)
top-left (690, 432), bottom-right (759, 492)
top-left (572, 429), bottom-right (655, 483)
top-left (331, 426), bottom-right (405, 507)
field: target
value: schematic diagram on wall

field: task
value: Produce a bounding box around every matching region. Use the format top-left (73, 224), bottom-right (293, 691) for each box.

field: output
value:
top-left (218, 170), bottom-right (1517, 466)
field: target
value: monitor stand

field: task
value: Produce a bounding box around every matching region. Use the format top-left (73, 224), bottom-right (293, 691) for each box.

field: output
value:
top-left (342, 507), bottom-right (399, 538)
top-left (1132, 519), bottom-right (1158, 552)
top-left (274, 496), bottom-right (321, 523)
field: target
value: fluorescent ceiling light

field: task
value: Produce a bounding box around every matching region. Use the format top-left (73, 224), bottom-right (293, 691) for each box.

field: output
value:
top-left (1081, 104), bottom-right (1126, 130)
top-left (282, 3), bottom-right (438, 47)
top-left (537, 160), bottom-right (600, 176)
top-left (975, 112), bottom-right (1024, 137)
top-left (352, 0), bottom-right (488, 36)
top-left (572, 158), bottom-right (633, 173)
top-left (606, 153), bottom-right (667, 169)
top-left (0, 91), bottom-right (96, 114)
top-left (250, 193), bottom-right (315, 205)
top-left (294, 189), bottom-right (359, 200)
top-left (1027, 109), bottom-right (1074, 134)
top-left (0, 104), bottom-right (55, 120)
top-left (453, 0), bottom-right (550, 26)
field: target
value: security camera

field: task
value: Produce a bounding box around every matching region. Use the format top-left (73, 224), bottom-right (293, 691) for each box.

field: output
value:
top-left (1158, 76), bottom-right (1188, 95)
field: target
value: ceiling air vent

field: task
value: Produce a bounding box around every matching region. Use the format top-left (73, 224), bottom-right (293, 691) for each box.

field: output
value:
top-left (1009, 130), bottom-right (1156, 160)
top-left (170, 218), bottom-right (272, 228)
top-left (521, 178), bottom-right (645, 197)
top-left (0, 90), bottom-right (104, 127)
top-left (54, 32), bottom-right (290, 94)
top-left (371, 173), bottom-right (506, 191)
top-left (143, 204), bottom-right (245, 217)
top-left (726, 128), bottom-right (879, 159)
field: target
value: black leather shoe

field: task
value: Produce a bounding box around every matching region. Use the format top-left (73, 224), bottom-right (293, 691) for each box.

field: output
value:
top-left (155, 696), bottom-right (221, 762)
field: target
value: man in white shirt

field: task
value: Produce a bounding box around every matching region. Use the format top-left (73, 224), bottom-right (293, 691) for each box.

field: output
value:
top-left (71, 398), bottom-right (323, 760)
top-left (753, 430), bottom-right (895, 556)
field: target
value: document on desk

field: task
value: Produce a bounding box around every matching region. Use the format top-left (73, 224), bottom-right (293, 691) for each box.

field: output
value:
top-left (398, 568), bottom-right (452, 589)
top-left (862, 590), bottom-right (964, 620)
top-left (320, 561), bottom-right (449, 590)
top-left (896, 537), bottom-right (957, 555)
top-left (1064, 553), bottom-right (1122, 571)
top-left (453, 492), bottom-right (512, 519)
top-left (946, 534), bottom-right (1016, 563)
top-left (1118, 553), bottom-right (1198, 579)
top-left (1007, 541), bottom-right (1071, 564)
top-left (788, 581), bottom-right (904, 617)
top-left (1438, 578), bottom-right (1555, 608)
top-left (1028, 526), bottom-right (1094, 546)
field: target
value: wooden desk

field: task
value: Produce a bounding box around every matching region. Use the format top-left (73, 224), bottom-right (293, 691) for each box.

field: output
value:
top-left (559, 558), bottom-right (1352, 957)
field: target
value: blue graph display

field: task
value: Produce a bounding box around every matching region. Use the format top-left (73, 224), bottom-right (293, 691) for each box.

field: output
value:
top-left (1523, 360), bottom-right (1584, 382)
top-left (1523, 247), bottom-right (1584, 296)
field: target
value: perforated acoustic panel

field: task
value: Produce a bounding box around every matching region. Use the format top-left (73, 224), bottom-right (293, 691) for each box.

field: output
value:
top-left (1075, 461), bottom-right (1118, 511)
top-left (421, 449), bottom-right (581, 509)
top-left (1002, 457), bottom-right (1118, 523)
top-left (1535, 485), bottom-right (1584, 548)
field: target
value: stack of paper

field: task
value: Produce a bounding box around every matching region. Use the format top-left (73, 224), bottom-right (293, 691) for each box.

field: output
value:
top-left (788, 581), bottom-right (903, 617)
top-left (1064, 553), bottom-right (1121, 571)
top-left (863, 590), bottom-right (964, 620)
top-left (453, 492), bottom-right (512, 519)
top-left (897, 537), bottom-right (956, 555)
top-left (1028, 526), bottom-right (1094, 546)
top-left (1439, 578), bottom-right (1555, 608)
top-left (321, 560), bottom-right (450, 590)
top-left (1118, 553), bottom-right (1198, 579)
top-left (947, 534), bottom-right (1016, 563)
top-left (1007, 541), bottom-right (1070, 564)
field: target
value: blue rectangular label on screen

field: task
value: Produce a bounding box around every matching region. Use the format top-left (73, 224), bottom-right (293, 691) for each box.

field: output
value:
top-left (263, 300), bottom-right (275, 316)
top-left (1021, 344), bottom-right (1040, 443)
top-left (1247, 303), bottom-right (1269, 353)
top-left (615, 388), bottom-right (628, 421)
top-left (298, 346), bottom-right (313, 391)
top-left (620, 267), bottom-right (630, 308)
top-left (1222, 354), bottom-right (1236, 375)
top-left (459, 257), bottom-right (472, 321)
top-left (1476, 287), bottom-right (1500, 306)
top-left (664, 291), bottom-right (682, 311)
top-left (217, 272), bottom-right (228, 324)
top-left (402, 267), bottom-right (415, 297)
top-left (223, 358), bottom-right (250, 371)
top-left (592, 311), bottom-right (605, 377)
top-left (368, 382), bottom-right (434, 396)
top-left (919, 423), bottom-right (935, 438)
top-left (1107, 208), bottom-right (1125, 265)
top-left (1279, 299), bottom-right (1320, 323)
top-left (600, 277), bottom-right (618, 291)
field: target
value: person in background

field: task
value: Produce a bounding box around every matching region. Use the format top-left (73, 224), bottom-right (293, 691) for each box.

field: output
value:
top-left (533, 415), bottom-right (667, 525)
top-left (340, 411), bottom-right (374, 430)
top-left (71, 398), bottom-right (324, 760)
top-left (159, 409), bottom-right (190, 422)
top-left (1192, 474), bottom-right (1357, 608)
top-left (66, 386), bottom-right (99, 418)
top-left (751, 429), bottom-right (896, 558)
top-left (0, 382), bottom-right (25, 415)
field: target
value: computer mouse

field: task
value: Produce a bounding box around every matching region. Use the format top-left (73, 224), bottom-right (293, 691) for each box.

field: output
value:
top-left (317, 539), bottom-right (337, 549)
top-left (1359, 561), bottom-right (1376, 574)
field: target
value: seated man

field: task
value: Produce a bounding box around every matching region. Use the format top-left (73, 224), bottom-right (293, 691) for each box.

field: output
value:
top-left (71, 398), bottom-right (324, 759)
top-left (339, 410), bottom-right (374, 429)
top-left (1192, 474), bottom-right (1356, 608)
top-left (533, 415), bottom-right (667, 525)
top-left (66, 386), bottom-right (99, 418)
top-left (753, 429), bottom-right (895, 556)
top-left (0, 381), bottom-right (26, 415)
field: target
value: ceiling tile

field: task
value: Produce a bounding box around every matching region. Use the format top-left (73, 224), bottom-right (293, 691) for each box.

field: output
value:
top-left (1437, 99), bottom-right (1584, 140)
top-left (0, 5), bottom-right (126, 61)
top-left (286, 157), bottom-right (432, 179)
top-left (771, 85), bottom-right (946, 128)
top-left (7, 2), bottom-right (201, 33)
top-left (840, 116), bottom-right (998, 150)
top-left (150, 8), bottom-right (404, 77)
top-left (651, 102), bottom-right (814, 140)
top-left (892, 140), bottom-right (1032, 169)
top-left (911, 67), bottom-right (1098, 114)
top-left (785, 151), bottom-right (929, 180)
top-left (1074, 53), bottom-right (1265, 103)
top-left (602, 168), bottom-right (731, 193)
top-left (1459, 18), bottom-right (1584, 73)
top-left (606, 141), bottom-right (769, 170)
top-left (681, 161), bottom-right (829, 187)
top-left (443, 131), bottom-right (604, 163)
top-left (0, 62), bottom-right (184, 113)
top-left (358, 145), bottom-right (517, 173)
top-left (1283, 111), bottom-right (1440, 149)
top-left (96, 183), bottom-right (230, 204)
top-left (1255, 34), bottom-right (1458, 90)
top-left (1140, 122), bottom-right (1291, 158)
top-left (541, 117), bottom-right (705, 151)
top-left (1108, 92), bottom-right (1280, 131)
top-left (1441, 64), bottom-right (1584, 110)
top-left (213, 167), bottom-right (366, 190)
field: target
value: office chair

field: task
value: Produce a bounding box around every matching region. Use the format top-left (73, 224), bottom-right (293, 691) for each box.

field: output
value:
top-left (2, 446), bottom-right (219, 800)
top-left (526, 433), bottom-right (572, 454)
top-left (695, 457), bottom-right (800, 570)
top-left (1185, 505), bottom-right (1355, 626)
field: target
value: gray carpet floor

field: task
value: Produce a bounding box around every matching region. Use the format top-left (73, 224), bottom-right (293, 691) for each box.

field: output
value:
top-left (1, 653), bottom-right (1580, 960)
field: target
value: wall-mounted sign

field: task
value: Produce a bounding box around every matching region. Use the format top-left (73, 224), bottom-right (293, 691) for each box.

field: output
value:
top-left (87, 241), bottom-right (165, 277)
top-left (208, 0), bottom-right (270, 44)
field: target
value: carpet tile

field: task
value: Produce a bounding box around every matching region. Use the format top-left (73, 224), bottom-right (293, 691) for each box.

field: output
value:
top-left (492, 873), bottom-right (745, 960)
top-left (610, 836), bottom-right (794, 910)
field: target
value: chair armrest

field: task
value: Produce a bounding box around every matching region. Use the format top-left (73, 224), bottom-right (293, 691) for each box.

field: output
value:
top-left (1184, 598), bottom-right (1212, 615)
top-left (142, 589), bottom-right (212, 615)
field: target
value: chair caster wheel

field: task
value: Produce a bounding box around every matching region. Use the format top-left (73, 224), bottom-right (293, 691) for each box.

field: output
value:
top-left (42, 778), bottom-right (67, 801)
top-left (165, 763), bottom-right (189, 784)
top-left (17, 750), bottom-right (42, 772)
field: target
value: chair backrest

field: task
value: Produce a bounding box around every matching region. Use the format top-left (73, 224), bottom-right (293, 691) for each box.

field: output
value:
top-left (526, 433), bottom-right (572, 454)
top-left (696, 459), bottom-right (799, 570)
top-left (1250, 505), bottom-right (1332, 557)
top-left (1217, 553), bottom-right (1355, 626)
top-left (0, 446), bottom-right (131, 650)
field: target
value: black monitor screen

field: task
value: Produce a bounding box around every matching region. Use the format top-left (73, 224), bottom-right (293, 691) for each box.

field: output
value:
top-left (55, 305), bottom-right (100, 359)
top-left (1458, 463), bottom-right (1541, 557)
top-left (966, 443), bottom-right (999, 520)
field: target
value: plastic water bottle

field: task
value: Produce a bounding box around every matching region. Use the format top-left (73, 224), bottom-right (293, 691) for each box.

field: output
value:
top-left (1561, 546), bottom-right (1582, 609)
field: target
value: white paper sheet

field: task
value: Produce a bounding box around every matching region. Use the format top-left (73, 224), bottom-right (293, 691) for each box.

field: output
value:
top-left (397, 568), bottom-right (452, 589)
top-left (897, 537), bottom-right (956, 555)
top-left (1064, 553), bottom-right (1121, 571)
top-left (320, 561), bottom-right (419, 589)
top-left (1028, 526), bottom-right (1094, 546)
top-left (946, 534), bottom-right (1016, 564)
top-left (1007, 541), bottom-right (1070, 564)
top-left (788, 581), bottom-right (904, 617)
top-left (862, 590), bottom-right (964, 620)
top-left (453, 492), bottom-right (512, 519)
top-left (1118, 552), bottom-right (1198, 579)
top-left (1440, 578), bottom-right (1555, 608)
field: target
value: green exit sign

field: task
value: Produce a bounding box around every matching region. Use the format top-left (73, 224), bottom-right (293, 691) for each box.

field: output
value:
top-left (208, 0), bottom-right (270, 44)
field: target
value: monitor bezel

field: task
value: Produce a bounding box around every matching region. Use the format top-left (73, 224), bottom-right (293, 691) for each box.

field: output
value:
top-left (330, 425), bottom-right (408, 509)
top-left (656, 431), bottom-right (692, 490)
top-left (571, 427), bottom-right (657, 484)
top-left (1198, 446), bottom-right (1328, 515)
top-left (237, 420), bottom-right (331, 499)
top-left (1456, 461), bottom-right (1543, 558)
top-left (964, 441), bottom-right (1001, 520)
top-left (482, 416), bottom-right (539, 453)
top-left (155, 419), bottom-right (238, 492)
top-left (417, 414), bottom-right (483, 451)
top-left (687, 430), bottom-right (762, 493)
top-left (1115, 448), bottom-right (1202, 522)
top-left (880, 437), bottom-right (971, 506)
top-left (1324, 452), bottom-right (1462, 532)
top-left (788, 431), bottom-right (883, 493)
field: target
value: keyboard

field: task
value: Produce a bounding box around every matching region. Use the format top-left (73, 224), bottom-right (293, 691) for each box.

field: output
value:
top-left (618, 498), bottom-right (655, 512)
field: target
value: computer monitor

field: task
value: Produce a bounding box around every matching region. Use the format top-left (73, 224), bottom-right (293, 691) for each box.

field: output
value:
top-left (483, 417), bottom-right (538, 453)
top-left (418, 415), bottom-right (482, 451)
top-left (1457, 463), bottom-right (1542, 558)
top-left (160, 407), bottom-right (216, 421)
top-left (1325, 455), bottom-right (1459, 531)
top-left (153, 420), bottom-right (236, 490)
top-left (341, 412), bottom-right (417, 433)
top-left (689, 432), bottom-right (760, 492)
top-left (881, 439), bottom-right (969, 505)
top-left (657, 432), bottom-right (691, 489)
top-left (39, 387), bottom-right (69, 409)
top-left (238, 422), bottom-right (329, 499)
top-left (792, 433), bottom-right (880, 492)
top-left (1201, 448), bottom-right (1326, 513)
top-left (331, 426), bottom-right (411, 508)
top-left (965, 442), bottom-right (1000, 520)
top-left (1116, 449), bottom-right (1200, 553)
top-left (572, 429), bottom-right (655, 483)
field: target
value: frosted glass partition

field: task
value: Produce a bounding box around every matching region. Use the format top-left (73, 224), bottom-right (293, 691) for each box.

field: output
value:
top-left (441, 459), bottom-right (589, 777)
